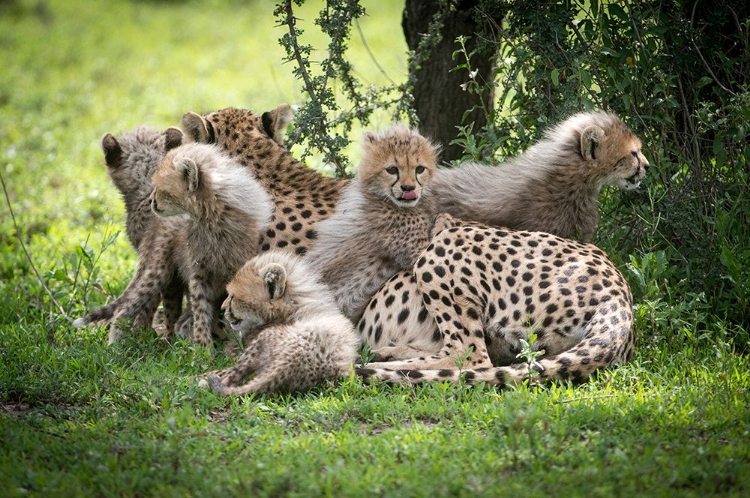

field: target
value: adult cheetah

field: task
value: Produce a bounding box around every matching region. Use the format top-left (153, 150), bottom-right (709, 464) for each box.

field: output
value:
top-left (357, 213), bottom-right (634, 385)
top-left (359, 111), bottom-right (648, 364)
top-left (180, 104), bottom-right (348, 257)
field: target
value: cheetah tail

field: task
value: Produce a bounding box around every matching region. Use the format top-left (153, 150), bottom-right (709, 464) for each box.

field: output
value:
top-left (356, 346), bottom-right (631, 387)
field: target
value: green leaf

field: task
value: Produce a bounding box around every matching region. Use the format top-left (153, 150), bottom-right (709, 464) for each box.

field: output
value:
top-left (551, 68), bottom-right (560, 87)
top-left (608, 3), bottom-right (629, 22)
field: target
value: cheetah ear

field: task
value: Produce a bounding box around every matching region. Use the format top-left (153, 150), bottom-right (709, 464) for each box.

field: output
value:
top-left (261, 104), bottom-right (294, 145)
top-left (181, 112), bottom-right (211, 144)
top-left (175, 157), bottom-right (200, 193)
top-left (361, 131), bottom-right (379, 152)
top-left (163, 127), bottom-right (183, 152)
top-left (580, 125), bottom-right (604, 161)
top-left (101, 133), bottom-right (122, 168)
top-left (261, 263), bottom-right (287, 300)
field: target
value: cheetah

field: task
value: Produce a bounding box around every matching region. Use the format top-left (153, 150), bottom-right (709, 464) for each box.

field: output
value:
top-left (306, 125), bottom-right (440, 322)
top-left (76, 114), bottom-right (293, 340)
top-left (358, 111), bottom-right (648, 362)
top-left (180, 104), bottom-right (348, 257)
top-left (74, 126), bottom-right (185, 336)
top-left (434, 111), bottom-right (648, 242)
top-left (150, 142), bottom-right (273, 347)
top-left (356, 213), bottom-right (634, 386)
top-left (202, 251), bottom-right (359, 395)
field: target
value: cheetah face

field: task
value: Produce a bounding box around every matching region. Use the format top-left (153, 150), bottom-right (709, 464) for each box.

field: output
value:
top-left (221, 294), bottom-right (265, 338)
top-left (381, 162), bottom-right (433, 208)
top-left (150, 188), bottom-right (186, 217)
top-left (611, 146), bottom-right (649, 190)
top-left (150, 152), bottom-right (200, 217)
top-left (582, 125), bottom-right (649, 190)
top-left (223, 261), bottom-right (291, 338)
top-left (358, 126), bottom-right (439, 208)
top-left (609, 135), bottom-right (649, 190)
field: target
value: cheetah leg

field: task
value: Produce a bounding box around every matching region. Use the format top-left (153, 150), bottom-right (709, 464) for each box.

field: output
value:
top-left (102, 251), bottom-right (167, 344)
top-left (206, 373), bottom-right (278, 396)
top-left (370, 344), bottom-right (441, 362)
top-left (74, 229), bottom-right (173, 342)
top-left (366, 293), bottom-right (492, 371)
top-left (186, 267), bottom-right (216, 348)
top-left (160, 270), bottom-right (184, 338)
top-left (201, 339), bottom-right (267, 389)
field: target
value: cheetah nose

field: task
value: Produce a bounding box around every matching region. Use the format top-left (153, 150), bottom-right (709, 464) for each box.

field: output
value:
top-left (401, 185), bottom-right (415, 191)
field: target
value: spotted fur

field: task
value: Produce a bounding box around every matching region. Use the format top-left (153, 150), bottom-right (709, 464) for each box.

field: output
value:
top-left (306, 125), bottom-right (440, 322)
top-left (202, 252), bottom-right (359, 395)
top-left (359, 111), bottom-right (647, 362)
top-left (180, 104), bottom-right (348, 257)
top-left (150, 143), bottom-right (273, 347)
top-left (357, 213), bottom-right (634, 385)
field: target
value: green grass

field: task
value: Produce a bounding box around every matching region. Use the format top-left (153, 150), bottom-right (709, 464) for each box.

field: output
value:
top-left (1, 1), bottom-right (749, 496)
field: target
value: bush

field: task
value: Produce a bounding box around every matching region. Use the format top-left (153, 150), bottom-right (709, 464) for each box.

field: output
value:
top-left (449, 0), bottom-right (750, 348)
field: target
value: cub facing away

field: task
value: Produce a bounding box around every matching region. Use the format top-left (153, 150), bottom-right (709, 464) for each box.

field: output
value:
top-left (74, 126), bottom-right (186, 337)
top-left (150, 142), bottom-right (273, 347)
top-left (306, 125), bottom-right (440, 322)
top-left (203, 251), bottom-right (359, 395)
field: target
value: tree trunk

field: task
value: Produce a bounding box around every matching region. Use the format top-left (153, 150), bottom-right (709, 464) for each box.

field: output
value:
top-left (402, 0), bottom-right (499, 163)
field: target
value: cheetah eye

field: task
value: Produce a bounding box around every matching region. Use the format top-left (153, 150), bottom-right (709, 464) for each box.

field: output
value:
top-left (631, 151), bottom-right (638, 157)
top-left (385, 165), bottom-right (398, 175)
top-left (416, 165), bottom-right (426, 174)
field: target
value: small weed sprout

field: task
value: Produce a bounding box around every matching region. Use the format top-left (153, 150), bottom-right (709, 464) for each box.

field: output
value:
top-left (452, 345), bottom-right (475, 372)
top-left (517, 330), bottom-right (545, 381)
top-left (358, 342), bottom-right (375, 366)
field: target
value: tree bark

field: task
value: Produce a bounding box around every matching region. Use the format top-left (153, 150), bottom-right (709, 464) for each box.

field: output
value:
top-left (402, 0), bottom-right (499, 163)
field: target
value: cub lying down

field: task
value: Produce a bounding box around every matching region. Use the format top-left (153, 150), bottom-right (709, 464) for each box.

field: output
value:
top-left (202, 251), bottom-right (359, 395)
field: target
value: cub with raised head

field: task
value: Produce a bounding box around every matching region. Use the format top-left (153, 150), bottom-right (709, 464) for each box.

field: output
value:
top-left (203, 252), bottom-right (359, 395)
top-left (359, 111), bottom-right (648, 362)
top-left (433, 110), bottom-right (648, 242)
top-left (306, 125), bottom-right (440, 322)
top-left (150, 142), bottom-right (273, 347)
top-left (357, 213), bottom-right (634, 386)
top-left (180, 104), bottom-right (348, 257)
top-left (74, 126), bottom-right (185, 336)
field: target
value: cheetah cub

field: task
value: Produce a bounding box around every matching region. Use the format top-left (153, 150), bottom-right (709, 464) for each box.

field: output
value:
top-left (74, 126), bottom-right (185, 337)
top-left (150, 142), bottom-right (273, 347)
top-left (306, 125), bottom-right (440, 322)
top-left (202, 252), bottom-right (359, 395)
